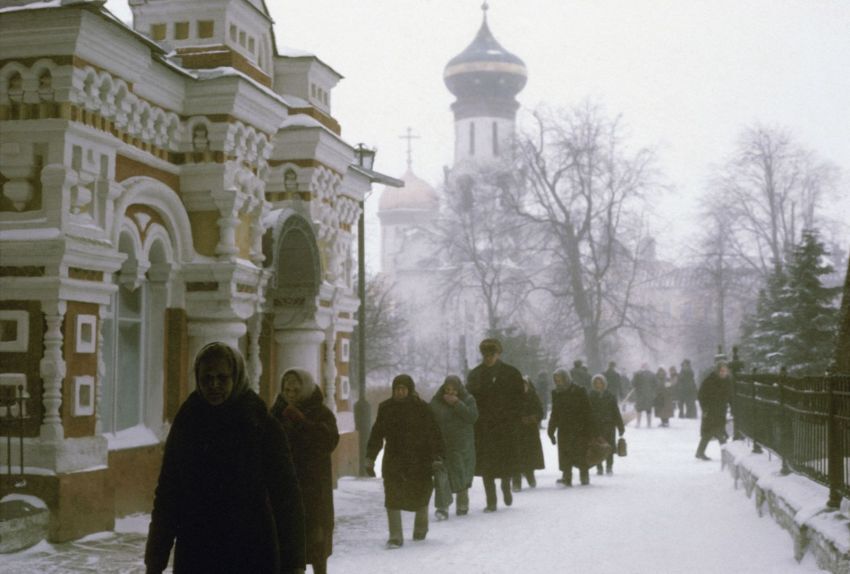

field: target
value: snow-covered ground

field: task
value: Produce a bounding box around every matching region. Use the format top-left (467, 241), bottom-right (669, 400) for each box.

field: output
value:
top-left (0, 418), bottom-right (825, 573)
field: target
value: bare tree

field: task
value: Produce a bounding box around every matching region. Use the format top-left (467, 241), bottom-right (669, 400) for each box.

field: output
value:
top-left (509, 102), bottom-right (661, 372)
top-left (427, 162), bottom-right (538, 335)
top-left (351, 273), bottom-right (407, 380)
top-left (716, 124), bottom-right (838, 277)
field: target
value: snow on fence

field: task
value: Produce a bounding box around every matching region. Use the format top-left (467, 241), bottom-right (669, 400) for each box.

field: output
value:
top-left (733, 373), bottom-right (850, 508)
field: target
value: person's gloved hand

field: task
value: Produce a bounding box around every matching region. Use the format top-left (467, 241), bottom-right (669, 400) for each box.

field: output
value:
top-left (283, 405), bottom-right (306, 423)
top-left (365, 458), bottom-right (376, 477)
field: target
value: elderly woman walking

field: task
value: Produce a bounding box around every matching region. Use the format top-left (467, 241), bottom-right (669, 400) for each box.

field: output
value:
top-left (145, 342), bottom-right (305, 574)
top-left (429, 375), bottom-right (478, 519)
top-left (271, 369), bottom-right (339, 574)
top-left (548, 369), bottom-right (594, 486)
top-left (589, 373), bottom-right (625, 476)
top-left (366, 375), bottom-right (443, 548)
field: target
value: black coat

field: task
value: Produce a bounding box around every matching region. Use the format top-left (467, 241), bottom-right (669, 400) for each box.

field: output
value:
top-left (548, 385), bottom-right (594, 470)
top-left (515, 385), bottom-right (545, 471)
top-left (145, 390), bottom-right (305, 574)
top-left (603, 368), bottom-right (624, 401)
top-left (699, 372), bottom-right (731, 438)
top-left (632, 369), bottom-right (657, 412)
top-left (270, 388), bottom-right (339, 566)
top-left (570, 366), bottom-right (592, 392)
top-left (589, 390), bottom-right (625, 441)
top-left (678, 367), bottom-right (697, 402)
top-left (366, 395), bottom-right (443, 511)
top-left (466, 360), bottom-right (525, 477)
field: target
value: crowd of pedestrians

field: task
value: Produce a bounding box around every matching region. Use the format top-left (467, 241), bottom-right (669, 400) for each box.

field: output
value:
top-left (143, 339), bottom-right (732, 572)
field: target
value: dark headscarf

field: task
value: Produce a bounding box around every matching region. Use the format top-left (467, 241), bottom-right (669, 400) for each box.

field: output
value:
top-left (391, 374), bottom-right (417, 398)
top-left (193, 342), bottom-right (250, 404)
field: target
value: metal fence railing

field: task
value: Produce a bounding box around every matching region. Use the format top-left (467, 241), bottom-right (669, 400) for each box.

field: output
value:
top-left (732, 373), bottom-right (850, 508)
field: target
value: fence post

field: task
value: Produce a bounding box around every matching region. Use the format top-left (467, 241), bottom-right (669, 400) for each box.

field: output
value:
top-left (827, 376), bottom-right (842, 509)
top-left (779, 374), bottom-right (791, 475)
top-left (752, 378), bottom-right (763, 454)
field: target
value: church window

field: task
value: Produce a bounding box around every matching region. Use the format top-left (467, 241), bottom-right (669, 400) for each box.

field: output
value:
top-left (248, 37), bottom-right (255, 54)
top-left (150, 23), bottom-right (166, 41)
top-left (311, 83), bottom-right (317, 98)
top-left (101, 275), bottom-right (147, 434)
top-left (239, 30), bottom-right (247, 47)
top-left (174, 21), bottom-right (189, 40)
top-left (230, 24), bottom-right (237, 42)
top-left (198, 20), bottom-right (214, 39)
top-left (469, 122), bottom-right (476, 156)
top-left (492, 122), bottom-right (499, 156)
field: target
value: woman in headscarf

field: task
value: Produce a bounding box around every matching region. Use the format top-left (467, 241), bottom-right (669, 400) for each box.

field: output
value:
top-left (429, 375), bottom-right (478, 520)
top-left (548, 369), bottom-right (594, 486)
top-left (654, 366), bottom-right (675, 427)
top-left (589, 373), bottom-right (625, 476)
top-left (365, 374), bottom-right (443, 548)
top-left (145, 342), bottom-right (306, 574)
top-left (271, 369), bottom-right (339, 574)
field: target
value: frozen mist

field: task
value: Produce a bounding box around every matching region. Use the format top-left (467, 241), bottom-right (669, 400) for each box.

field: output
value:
top-left (0, 418), bottom-right (823, 573)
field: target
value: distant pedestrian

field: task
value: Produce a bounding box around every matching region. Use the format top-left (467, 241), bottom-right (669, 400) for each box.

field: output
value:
top-left (145, 342), bottom-right (306, 574)
top-left (695, 362), bottom-right (732, 460)
top-left (678, 359), bottom-right (698, 419)
top-left (512, 376), bottom-right (545, 491)
top-left (654, 367), bottom-right (674, 427)
top-left (535, 370), bottom-right (552, 419)
top-left (668, 365), bottom-right (681, 417)
top-left (429, 375), bottom-right (478, 520)
top-left (632, 364), bottom-right (657, 428)
top-left (366, 374), bottom-right (443, 547)
top-left (570, 360), bottom-right (592, 392)
top-left (466, 338), bottom-right (525, 512)
top-left (548, 369), bottom-right (594, 486)
top-left (589, 374), bottom-right (625, 475)
top-left (603, 361), bottom-right (624, 402)
top-left (271, 369), bottom-right (339, 574)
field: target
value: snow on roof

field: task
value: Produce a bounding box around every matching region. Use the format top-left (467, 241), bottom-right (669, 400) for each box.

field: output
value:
top-left (278, 45), bottom-right (316, 58)
top-left (279, 113), bottom-right (324, 130)
top-left (281, 94), bottom-right (310, 108)
top-left (0, 0), bottom-right (62, 14)
top-left (1, 493), bottom-right (48, 509)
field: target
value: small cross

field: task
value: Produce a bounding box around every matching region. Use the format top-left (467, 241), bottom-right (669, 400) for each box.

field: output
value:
top-left (398, 127), bottom-right (420, 170)
top-left (482, 2), bottom-right (489, 19)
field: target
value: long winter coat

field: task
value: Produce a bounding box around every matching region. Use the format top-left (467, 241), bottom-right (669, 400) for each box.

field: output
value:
top-left (603, 367), bottom-right (624, 401)
top-left (367, 395), bottom-right (443, 511)
top-left (466, 360), bottom-right (525, 477)
top-left (589, 389), bottom-right (625, 446)
top-left (270, 386), bottom-right (339, 566)
top-left (654, 372), bottom-right (675, 420)
top-left (699, 372), bottom-right (732, 440)
top-left (516, 384), bottom-right (545, 471)
top-left (548, 384), bottom-right (594, 471)
top-left (146, 391), bottom-right (305, 574)
top-left (678, 367), bottom-right (697, 402)
top-left (429, 385), bottom-right (478, 492)
top-left (632, 369), bottom-right (658, 412)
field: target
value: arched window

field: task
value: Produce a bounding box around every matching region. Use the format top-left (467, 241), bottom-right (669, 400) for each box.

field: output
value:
top-left (284, 168), bottom-right (298, 192)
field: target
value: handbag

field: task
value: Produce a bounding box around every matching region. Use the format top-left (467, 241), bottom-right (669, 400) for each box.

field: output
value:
top-left (617, 437), bottom-right (627, 457)
top-left (585, 436), bottom-right (613, 467)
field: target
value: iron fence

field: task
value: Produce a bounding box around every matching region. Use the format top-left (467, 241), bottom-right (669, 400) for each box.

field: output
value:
top-left (733, 372), bottom-right (850, 507)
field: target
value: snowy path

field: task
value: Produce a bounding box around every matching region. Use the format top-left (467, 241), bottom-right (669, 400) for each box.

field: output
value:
top-left (0, 418), bottom-right (825, 573)
top-left (329, 418), bottom-right (822, 574)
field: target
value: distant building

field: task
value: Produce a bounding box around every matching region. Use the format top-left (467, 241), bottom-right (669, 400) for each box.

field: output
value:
top-left (377, 4), bottom-right (527, 378)
top-left (0, 0), bottom-right (392, 541)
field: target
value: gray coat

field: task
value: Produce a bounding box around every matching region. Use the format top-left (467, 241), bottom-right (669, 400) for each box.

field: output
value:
top-left (430, 387), bottom-right (478, 492)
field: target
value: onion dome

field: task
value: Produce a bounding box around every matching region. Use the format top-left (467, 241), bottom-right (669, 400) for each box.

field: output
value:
top-left (443, 3), bottom-right (527, 119)
top-left (378, 168), bottom-right (439, 212)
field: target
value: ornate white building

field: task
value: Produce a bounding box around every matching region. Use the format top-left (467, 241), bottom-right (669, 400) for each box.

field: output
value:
top-left (0, 0), bottom-right (391, 541)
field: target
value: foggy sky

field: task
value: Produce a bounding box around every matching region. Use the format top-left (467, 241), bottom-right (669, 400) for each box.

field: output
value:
top-left (105, 0), bottom-right (850, 267)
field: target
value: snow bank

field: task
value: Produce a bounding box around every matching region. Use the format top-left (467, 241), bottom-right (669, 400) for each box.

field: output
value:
top-left (723, 440), bottom-right (850, 572)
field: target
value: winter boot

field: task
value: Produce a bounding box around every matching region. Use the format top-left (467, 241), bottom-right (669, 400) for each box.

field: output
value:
top-left (483, 477), bottom-right (498, 511)
top-left (527, 472), bottom-right (537, 488)
top-left (596, 464), bottom-right (604, 476)
top-left (511, 474), bottom-right (522, 492)
top-left (501, 478), bottom-right (513, 506)
top-left (579, 468), bottom-right (590, 485)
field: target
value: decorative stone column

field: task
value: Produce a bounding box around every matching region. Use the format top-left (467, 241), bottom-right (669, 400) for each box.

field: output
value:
top-left (323, 326), bottom-right (338, 412)
top-left (39, 300), bottom-right (66, 441)
top-left (246, 313), bottom-right (263, 393)
top-left (274, 328), bottom-right (325, 394)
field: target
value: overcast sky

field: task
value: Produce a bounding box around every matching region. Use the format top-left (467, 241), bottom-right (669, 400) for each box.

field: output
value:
top-left (106, 0), bottom-right (850, 264)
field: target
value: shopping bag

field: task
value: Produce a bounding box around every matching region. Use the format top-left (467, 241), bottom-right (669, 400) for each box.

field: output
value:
top-left (585, 436), bottom-right (613, 467)
top-left (617, 437), bottom-right (627, 457)
top-left (433, 464), bottom-right (452, 510)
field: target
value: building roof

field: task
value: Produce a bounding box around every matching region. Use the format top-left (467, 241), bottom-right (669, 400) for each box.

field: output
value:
top-left (378, 168), bottom-right (438, 212)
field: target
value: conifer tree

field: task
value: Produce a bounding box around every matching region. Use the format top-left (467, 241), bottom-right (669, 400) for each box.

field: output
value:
top-left (783, 230), bottom-right (840, 374)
